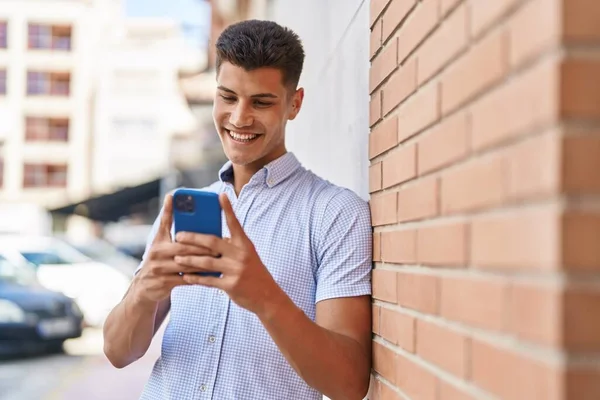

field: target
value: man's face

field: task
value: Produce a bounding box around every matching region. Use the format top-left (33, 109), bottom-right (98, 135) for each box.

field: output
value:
top-left (212, 62), bottom-right (303, 168)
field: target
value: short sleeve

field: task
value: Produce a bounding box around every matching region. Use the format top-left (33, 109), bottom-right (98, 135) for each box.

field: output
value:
top-left (134, 211), bottom-right (162, 275)
top-left (315, 189), bottom-right (373, 303)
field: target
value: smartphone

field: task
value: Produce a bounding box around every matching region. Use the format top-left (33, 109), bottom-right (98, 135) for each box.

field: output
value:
top-left (172, 188), bottom-right (222, 277)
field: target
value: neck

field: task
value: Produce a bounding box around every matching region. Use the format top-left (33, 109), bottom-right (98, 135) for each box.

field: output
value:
top-left (231, 149), bottom-right (287, 195)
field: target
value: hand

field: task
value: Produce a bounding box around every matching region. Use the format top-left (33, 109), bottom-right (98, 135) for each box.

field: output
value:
top-left (174, 193), bottom-right (284, 316)
top-left (132, 193), bottom-right (216, 305)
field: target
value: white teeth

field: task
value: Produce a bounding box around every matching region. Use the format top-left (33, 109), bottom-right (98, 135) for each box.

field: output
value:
top-left (228, 130), bottom-right (258, 142)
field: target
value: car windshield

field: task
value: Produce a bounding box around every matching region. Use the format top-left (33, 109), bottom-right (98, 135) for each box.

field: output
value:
top-left (20, 241), bottom-right (91, 266)
top-left (0, 255), bottom-right (37, 285)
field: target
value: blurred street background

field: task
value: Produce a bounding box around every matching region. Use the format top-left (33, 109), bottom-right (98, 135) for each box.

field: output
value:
top-left (0, 0), bottom-right (279, 398)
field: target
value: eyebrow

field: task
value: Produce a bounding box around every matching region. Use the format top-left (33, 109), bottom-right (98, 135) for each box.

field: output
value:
top-left (217, 85), bottom-right (278, 99)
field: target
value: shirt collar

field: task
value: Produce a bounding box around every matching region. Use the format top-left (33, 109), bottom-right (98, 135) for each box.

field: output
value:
top-left (218, 152), bottom-right (301, 188)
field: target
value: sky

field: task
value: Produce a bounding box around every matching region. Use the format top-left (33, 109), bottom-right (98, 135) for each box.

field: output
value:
top-left (126, 0), bottom-right (211, 49)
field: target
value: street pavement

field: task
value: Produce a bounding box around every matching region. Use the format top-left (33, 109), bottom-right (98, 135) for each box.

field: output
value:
top-left (0, 326), bottom-right (164, 400)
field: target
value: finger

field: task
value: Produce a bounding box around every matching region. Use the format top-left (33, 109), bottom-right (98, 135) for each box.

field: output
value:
top-left (175, 232), bottom-right (233, 256)
top-left (219, 193), bottom-right (246, 243)
top-left (149, 242), bottom-right (216, 260)
top-left (174, 254), bottom-right (230, 274)
top-left (182, 274), bottom-right (223, 288)
top-left (154, 193), bottom-right (174, 242)
top-left (150, 260), bottom-right (211, 276)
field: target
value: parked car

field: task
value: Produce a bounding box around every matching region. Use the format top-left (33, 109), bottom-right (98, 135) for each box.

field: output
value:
top-left (0, 235), bottom-right (131, 328)
top-left (0, 252), bottom-right (83, 355)
top-left (59, 236), bottom-right (140, 277)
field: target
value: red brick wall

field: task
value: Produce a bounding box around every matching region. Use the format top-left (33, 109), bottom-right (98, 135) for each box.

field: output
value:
top-left (368, 0), bottom-right (600, 399)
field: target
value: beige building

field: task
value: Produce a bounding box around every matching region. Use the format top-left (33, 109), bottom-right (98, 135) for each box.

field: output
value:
top-left (0, 0), bottom-right (122, 209)
top-left (91, 17), bottom-right (200, 194)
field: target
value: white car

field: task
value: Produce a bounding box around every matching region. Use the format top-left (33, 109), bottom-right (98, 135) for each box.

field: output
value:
top-left (0, 235), bottom-right (131, 327)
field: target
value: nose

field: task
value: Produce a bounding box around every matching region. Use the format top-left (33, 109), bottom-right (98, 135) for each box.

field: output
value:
top-left (229, 103), bottom-right (253, 128)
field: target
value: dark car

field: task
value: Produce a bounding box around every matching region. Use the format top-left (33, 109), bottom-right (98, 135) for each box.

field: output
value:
top-left (0, 253), bottom-right (84, 356)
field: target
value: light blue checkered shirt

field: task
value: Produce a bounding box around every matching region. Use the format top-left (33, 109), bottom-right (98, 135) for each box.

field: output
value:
top-left (137, 152), bottom-right (372, 400)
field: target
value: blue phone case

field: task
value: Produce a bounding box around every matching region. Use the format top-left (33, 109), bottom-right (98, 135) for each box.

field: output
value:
top-left (172, 188), bottom-right (222, 277)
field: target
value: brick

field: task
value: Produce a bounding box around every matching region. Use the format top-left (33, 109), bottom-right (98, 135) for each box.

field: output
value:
top-left (370, 116), bottom-right (398, 158)
top-left (566, 366), bottom-right (600, 400)
top-left (470, 0), bottom-right (521, 38)
top-left (418, 3), bottom-right (468, 84)
top-left (471, 339), bottom-right (563, 400)
top-left (374, 231), bottom-right (382, 262)
top-left (416, 319), bottom-right (469, 378)
top-left (373, 269), bottom-right (398, 303)
top-left (564, 0), bottom-right (600, 43)
top-left (382, 57), bottom-right (417, 116)
top-left (397, 0), bottom-right (439, 63)
top-left (370, 90), bottom-right (382, 127)
top-left (508, 283), bottom-right (562, 347)
top-left (507, 130), bottom-right (561, 201)
top-left (417, 222), bottom-right (468, 266)
top-left (382, 144), bottom-right (417, 188)
top-left (440, 155), bottom-right (507, 214)
top-left (371, 192), bottom-right (397, 226)
top-left (396, 354), bottom-right (438, 400)
top-left (563, 211), bottom-right (600, 271)
top-left (381, 0), bottom-right (416, 42)
top-left (370, 39), bottom-right (398, 92)
top-left (564, 287), bottom-right (600, 351)
top-left (372, 379), bottom-right (403, 400)
top-left (373, 341), bottom-right (397, 384)
top-left (381, 229), bottom-right (417, 264)
top-left (561, 59), bottom-right (600, 119)
top-left (398, 81), bottom-right (440, 142)
top-left (471, 207), bottom-right (561, 270)
top-left (373, 304), bottom-right (381, 335)
top-left (371, 0), bottom-right (393, 26)
top-left (508, 0), bottom-right (561, 68)
top-left (380, 307), bottom-right (415, 352)
top-left (370, 162), bottom-right (383, 193)
top-left (397, 177), bottom-right (438, 222)
top-left (418, 111), bottom-right (468, 174)
top-left (440, 276), bottom-right (508, 331)
top-left (441, 29), bottom-right (508, 115)
top-left (470, 57), bottom-right (559, 151)
top-left (440, 0), bottom-right (462, 16)
top-left (371, 19), bottom-right (383, 60)
top-left (397, 272), bottom-right (439, 314)
top-left (439, 381), bottom-right (476, 400)
top-left (563, 134), bottom-right (600, 195)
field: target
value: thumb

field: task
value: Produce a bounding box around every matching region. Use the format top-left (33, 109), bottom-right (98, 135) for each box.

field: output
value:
top-left (219, 193), bottom-right (245, 243)
top-left (154, 193), bottom-right (173, 242)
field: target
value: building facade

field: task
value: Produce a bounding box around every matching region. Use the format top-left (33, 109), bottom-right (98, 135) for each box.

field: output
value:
top-left (0, 0), bottom-right (120, 209)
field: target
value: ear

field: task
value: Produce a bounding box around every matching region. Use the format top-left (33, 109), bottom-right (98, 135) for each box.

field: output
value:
top-left (288, 87), bottom-right (304, 121)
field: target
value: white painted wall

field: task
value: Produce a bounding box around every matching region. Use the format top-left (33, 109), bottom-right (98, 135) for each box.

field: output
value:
top-left (270, 0), bottom-right (370, 200)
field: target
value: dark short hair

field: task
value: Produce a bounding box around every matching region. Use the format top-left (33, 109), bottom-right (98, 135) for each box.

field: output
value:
top-left (215, 19), bottom-right (305, 89)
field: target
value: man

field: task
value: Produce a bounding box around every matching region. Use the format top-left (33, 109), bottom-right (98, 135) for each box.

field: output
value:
top-left (103, 19), bottom-right (372, 400)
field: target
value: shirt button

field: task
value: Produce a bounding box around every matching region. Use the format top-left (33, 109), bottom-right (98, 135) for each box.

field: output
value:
top-left (208, 335), bottom-right (216, 343)
top-left (200, 384), bottom-right (207, 392)
top-left (217, 289), bottom-right (225, 296)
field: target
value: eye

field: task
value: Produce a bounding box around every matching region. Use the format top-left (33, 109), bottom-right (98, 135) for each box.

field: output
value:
top-left (220, 95), bottom-right (236, 103)
top-left (254, 100), bottom-right (272, 107)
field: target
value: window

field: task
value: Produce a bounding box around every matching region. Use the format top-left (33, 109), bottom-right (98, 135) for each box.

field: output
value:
top-left (28, 24), bottom-right (71, 51)
top-left (0, 22), bottom-right (7, 49)
top-left (0, 141), bottom-right (4, 189)
top-left (23, 163), bottom-right (67, 188)
top-left (0, 70), bottom-right (5, 95)
top-left (27, 71), bottom-right (70, 96)
top-left (25, 117), bottom-right (69, 141)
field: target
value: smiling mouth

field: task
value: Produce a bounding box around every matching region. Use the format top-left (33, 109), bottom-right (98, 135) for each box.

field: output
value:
top-left (226, 129), bottom-right (260, 143)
